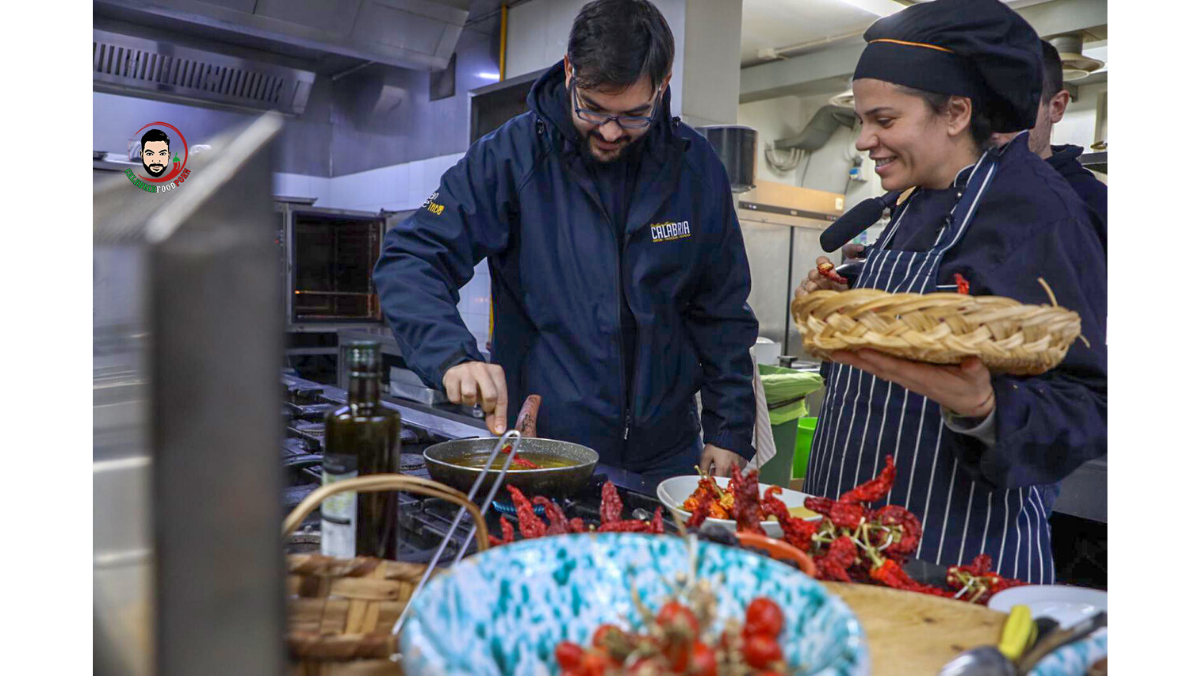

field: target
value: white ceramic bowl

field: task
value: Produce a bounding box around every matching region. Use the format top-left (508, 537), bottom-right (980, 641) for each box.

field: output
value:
top-left (656, 474), bottom-right (821, 539)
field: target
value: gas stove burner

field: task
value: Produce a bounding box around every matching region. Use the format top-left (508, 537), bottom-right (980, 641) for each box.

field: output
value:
top-left (491, 498), bottom-right (547, 516)
top-left (397, 453), bottom-right (426, 471)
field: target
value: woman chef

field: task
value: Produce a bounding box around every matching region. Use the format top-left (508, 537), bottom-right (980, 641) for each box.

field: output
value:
top-left (794, 0), bottom-right (1106, 583)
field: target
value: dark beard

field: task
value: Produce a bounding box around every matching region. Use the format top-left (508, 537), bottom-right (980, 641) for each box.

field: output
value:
top-left (581, 130), bottom-right (647, 165)
top-left (144, 162), bottom-right (166, 177)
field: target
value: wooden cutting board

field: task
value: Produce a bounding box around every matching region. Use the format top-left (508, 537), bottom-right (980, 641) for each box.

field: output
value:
top-left (823, 582), bottom-right (1006, 676)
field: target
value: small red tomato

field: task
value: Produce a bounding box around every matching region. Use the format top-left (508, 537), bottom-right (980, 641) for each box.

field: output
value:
top-left (580, 650), bottom-right (614, 676)
top-left (743, 633), bottom-right (783, 670)
top-left (592, 623), bottom-right (624, 650)
top-left (688, 641), bottom-right (717, 676)
top-left (744, 597), bottom-right (785, 638)
top-left (662, 636), bottom-right (691, 673)
top-left (555, 641), bottom-right (585, 669)
top-left (656, 601), bottom-right (700, 636)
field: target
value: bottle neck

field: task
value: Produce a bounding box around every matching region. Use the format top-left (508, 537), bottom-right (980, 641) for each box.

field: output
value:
top-left (346, 372), bottom-right (381, 405)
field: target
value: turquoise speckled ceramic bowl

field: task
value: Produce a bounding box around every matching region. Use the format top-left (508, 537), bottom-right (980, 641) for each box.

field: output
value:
top-left (400, 533), bottom-right (868, 675)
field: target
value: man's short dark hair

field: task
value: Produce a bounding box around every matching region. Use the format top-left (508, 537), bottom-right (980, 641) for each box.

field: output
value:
top-left (141, 128), bottom-right (170, 150)
top-left (1040, 40), bottom-right (1064, 103)
top-left (567, 0), bottom-right (675, 93)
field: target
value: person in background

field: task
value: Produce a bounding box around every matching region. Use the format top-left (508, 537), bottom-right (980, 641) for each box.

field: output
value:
top-left (996, 40), bottom-right (1107, 247)
top-left (793, 0), bottom-right (1106, 583)
top-left (373, 0), bottom-right (759, 483)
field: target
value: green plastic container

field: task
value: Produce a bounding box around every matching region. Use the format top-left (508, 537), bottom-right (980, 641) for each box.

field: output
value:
top-left (793, 417), bottom-right (818, 480)
top-left (758, 418), bottom-right (799, 488)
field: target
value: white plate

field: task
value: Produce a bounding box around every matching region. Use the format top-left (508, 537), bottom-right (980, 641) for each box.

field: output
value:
top-left (656, 475), bottom-right (821, 540)
top-left (988, 585), bottom-right (1107, 629)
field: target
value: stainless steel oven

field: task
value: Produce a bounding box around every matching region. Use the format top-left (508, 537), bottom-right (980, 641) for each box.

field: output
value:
top-left (275, 202), bottom-right (389, 331)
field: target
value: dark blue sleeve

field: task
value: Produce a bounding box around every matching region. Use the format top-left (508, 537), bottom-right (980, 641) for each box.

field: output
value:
top-left (682, 173), bottom-right (760, 460)
top-left (372, 129), bottom-right (528, 389)
top-left (945, 217), bottom-right (1107, 489)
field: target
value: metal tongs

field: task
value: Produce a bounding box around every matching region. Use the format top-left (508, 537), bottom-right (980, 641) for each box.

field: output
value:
top-left (391, 429), bottom-right (524, 635)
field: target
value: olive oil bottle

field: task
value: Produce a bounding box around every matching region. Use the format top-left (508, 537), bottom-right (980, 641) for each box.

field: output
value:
top-left (321, 341), bottom-right (401, 559)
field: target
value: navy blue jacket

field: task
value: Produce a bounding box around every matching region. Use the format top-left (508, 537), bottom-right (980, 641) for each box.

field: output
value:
top-left (1047, 144), bottom-right (1107, 250)
top-left (373, 63), bottom-right (759, 470)
top-left (881, 138), bottom-right (1107, 493)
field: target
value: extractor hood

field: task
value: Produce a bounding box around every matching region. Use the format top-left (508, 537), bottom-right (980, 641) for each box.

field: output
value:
top-left (94, 27), bottom-right (317, 115)
top-left (94, 0), bottom-right (470, 72)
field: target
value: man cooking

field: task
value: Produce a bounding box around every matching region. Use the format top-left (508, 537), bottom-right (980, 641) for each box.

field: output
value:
top-left (373, 0), bottom-right (759, 484)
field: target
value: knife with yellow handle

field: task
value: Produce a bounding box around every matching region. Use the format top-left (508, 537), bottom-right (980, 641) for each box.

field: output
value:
top-left (998, 604), bottom-right (1036, 661)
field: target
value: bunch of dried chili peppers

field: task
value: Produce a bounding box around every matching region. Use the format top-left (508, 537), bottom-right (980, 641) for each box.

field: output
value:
top-left (487, 481), bottom-right (663, 548)
top-left (686, 459), bottom-right (1024, 603)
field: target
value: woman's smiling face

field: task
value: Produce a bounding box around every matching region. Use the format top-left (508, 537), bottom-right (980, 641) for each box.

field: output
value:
top-left (853, 78), bottom-right (970, 191)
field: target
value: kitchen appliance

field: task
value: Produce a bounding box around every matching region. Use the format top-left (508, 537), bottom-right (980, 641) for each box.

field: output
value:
top-left (276, 203), bottom-right (388, 331)
top-left (698, 124), bottom-right (758, 193)
top-left (389, 366), bottom-right (449, 405)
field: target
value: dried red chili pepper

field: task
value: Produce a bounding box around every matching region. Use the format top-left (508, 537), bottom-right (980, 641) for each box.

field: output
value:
top-left (597, 520), bottom-right (650, 533)
top-left (815, 535), bottom-right (858, 582)
top-left (818, 261), bottom-right (849, 285)
top-left (732, 469), bottom-right (766, 535)
top-left (568, 517), bottom-right (587, 534)
top-left (804, 496), bottom-right (837, 517)
top-left (685, 491), bottom-right (713, 528)
top-left (648, 507), bottom-right (664, 534)
top-left (870, 505), bottom-right (922, 559)
top-left (838, 455), bottom-right (896, 505)
top-left (829, 501), bottom-right (866, 530)
top-left (953, 273), bottom-right (970, 295)
top-left (533, 496), bottom-right (570, 536)
top-left (762, 487), bottom-right (818, 552)
top-left (488, 517), bottom-right (516, 547)
top-left (963, 554), bottom-right (993, 577)
top-left (817, 558), bottom-right (853, 582)
top-left (946, 554), bottom-right (1027, 604)
top-left (506, 485), bottom-right (547, 539)
top-left (728, 465), bottom-right (744, 503)
top-left (498, 442), bottom-right (542, 469)
top-left (600, 480), bottom-right (623, 524)
top-left (869, 559), bottom-right (952, 597)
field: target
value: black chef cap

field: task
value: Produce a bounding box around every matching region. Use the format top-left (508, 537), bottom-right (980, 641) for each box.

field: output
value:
top-left (853, 0), bottom-right (1043, 133)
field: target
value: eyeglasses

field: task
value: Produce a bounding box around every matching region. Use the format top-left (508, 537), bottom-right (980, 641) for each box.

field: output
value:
top-left (570, 80), bottom-right (662, 130)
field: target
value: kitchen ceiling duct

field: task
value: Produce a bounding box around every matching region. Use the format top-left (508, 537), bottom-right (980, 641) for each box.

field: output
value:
top-left (1048, 34), bottom-right (1104, 82)
top-left (829, 89), bottom-right (855, 109)
top-left (94, 0), bottom-right (469, 72)
top-left (94, 28), bottom-right (316, 115)
top-left (774, 105), bottom-right (857, 152)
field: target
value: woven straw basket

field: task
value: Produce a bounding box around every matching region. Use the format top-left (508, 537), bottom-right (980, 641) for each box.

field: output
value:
top-left (283, 475), bottom-right (490, 676)
top-left (790, 280), bottom-right (1084, 376)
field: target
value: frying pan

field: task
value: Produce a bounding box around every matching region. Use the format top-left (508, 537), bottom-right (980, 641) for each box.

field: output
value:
top-left (422, 437), bottom-right (599, 499)
top-left (422, 394), bottom-right (598, 498)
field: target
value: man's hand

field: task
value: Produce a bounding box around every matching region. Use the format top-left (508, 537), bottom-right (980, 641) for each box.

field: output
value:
top-left (830, 350), bottom-right (996, 418)
top-left (842, 243), bottom-right (866, 261)
top-left (700, 444), bottom-right (747, 478)
top-left (443, 361), bottom-right (509, 435)
top-left (793, 255), bottom-right (849, 303)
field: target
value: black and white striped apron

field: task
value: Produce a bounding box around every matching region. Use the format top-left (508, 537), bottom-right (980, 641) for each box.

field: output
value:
top-left (805, 150), bottom-right (1055, 584)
